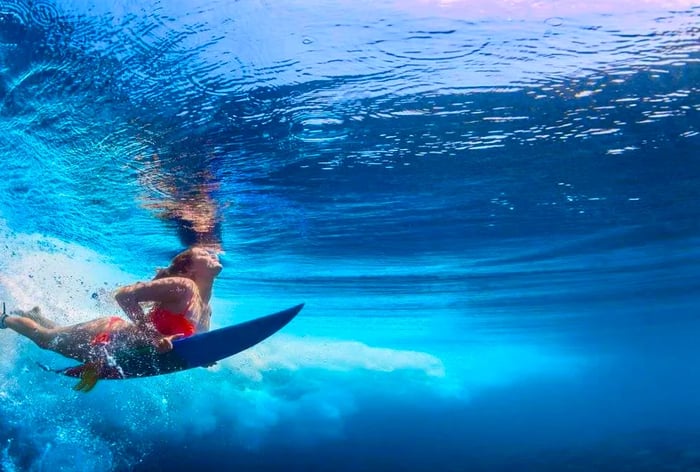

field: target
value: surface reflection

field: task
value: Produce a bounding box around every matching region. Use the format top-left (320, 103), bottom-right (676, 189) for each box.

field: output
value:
top-left (138, 152), bottom-right (224, 253)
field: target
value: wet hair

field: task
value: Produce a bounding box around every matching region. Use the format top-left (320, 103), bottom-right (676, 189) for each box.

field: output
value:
top-left (153, 248), bottom-right (195, 280)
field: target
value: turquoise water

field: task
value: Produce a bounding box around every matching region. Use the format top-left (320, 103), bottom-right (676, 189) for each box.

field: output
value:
top-left (1, 1), bottom-right (699, 470)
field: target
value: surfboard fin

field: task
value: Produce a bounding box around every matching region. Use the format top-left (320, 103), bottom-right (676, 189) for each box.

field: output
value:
top-left (72, 363), bottom-right (100, 393)
top-left (37, 361), bottom-right (99, 392)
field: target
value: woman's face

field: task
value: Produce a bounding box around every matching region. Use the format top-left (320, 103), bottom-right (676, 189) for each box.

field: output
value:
top-left (190, 247), bottom-right (223, 277)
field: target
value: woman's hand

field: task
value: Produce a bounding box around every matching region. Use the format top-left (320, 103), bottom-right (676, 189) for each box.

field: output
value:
top-left (154, 334), bottom-right (185, 353)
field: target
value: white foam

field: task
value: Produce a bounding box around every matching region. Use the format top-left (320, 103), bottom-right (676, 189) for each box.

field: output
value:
top-left (224, 335), bottom-right (446, 381)
top-left (91, 334), bottom-right (449, 449)
top-left (0, 223), bottom-right (132, 325)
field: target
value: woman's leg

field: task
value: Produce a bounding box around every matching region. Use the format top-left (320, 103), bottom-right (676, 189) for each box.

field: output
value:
top-left (3, 315), bottom-right (131, 362)
top-left (3, 316), bottom-right (53, 348)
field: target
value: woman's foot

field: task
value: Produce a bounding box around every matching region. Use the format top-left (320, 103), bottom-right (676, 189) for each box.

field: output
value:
top-left (11, 306), bottom-right (59, 329)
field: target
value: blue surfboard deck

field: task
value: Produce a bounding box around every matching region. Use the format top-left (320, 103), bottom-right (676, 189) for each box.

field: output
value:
top-left (59, 303), bottom-right (303, 380)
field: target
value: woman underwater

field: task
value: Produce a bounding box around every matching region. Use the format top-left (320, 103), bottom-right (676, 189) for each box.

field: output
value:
top-left (0, 247), bottom-right (223, 392)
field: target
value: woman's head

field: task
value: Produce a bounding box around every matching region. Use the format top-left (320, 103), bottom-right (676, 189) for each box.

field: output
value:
top-left (154, 247), bottom-right (222, 281)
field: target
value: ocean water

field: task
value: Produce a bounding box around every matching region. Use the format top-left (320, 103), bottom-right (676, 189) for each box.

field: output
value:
top-left (0, 0), bottom-right (699, 470)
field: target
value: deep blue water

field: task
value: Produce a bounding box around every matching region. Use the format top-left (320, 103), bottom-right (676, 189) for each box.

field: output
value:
top-left (0, 0), bottom-right (699, 470)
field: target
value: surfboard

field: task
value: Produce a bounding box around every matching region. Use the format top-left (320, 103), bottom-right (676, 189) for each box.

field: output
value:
top-left (58, 303), bottom-right (304, 380)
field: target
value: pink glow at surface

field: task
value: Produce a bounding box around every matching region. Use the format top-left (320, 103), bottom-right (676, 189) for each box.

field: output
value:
top-left (384, 0), bottom-right (699, 19)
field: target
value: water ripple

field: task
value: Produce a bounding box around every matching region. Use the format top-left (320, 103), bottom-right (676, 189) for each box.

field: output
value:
top-left (185, 56), bottom-right (249, 96)
top-left (375, 31), bottom-right (487, 62)
top-left (0, 1), bottom-right (31, 25)
top-left (287, 104), bottom-right (348, 144)
top-left (29, 0), bottom-right (58, 27)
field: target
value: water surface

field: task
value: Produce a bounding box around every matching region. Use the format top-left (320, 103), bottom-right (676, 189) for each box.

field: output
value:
top-left (0, 1), bottom-right (699, 470)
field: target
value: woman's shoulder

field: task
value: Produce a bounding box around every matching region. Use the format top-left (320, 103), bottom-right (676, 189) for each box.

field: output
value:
top-left (153, 276), bottom-right (198, 294)
top-left (127, 276), bottom-right (198, 299)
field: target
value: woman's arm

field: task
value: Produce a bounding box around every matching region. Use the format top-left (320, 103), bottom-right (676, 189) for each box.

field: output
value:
top-left (114, 278), bottom-right (195, 327)
top-left (197, 305), bottom-right (212, 332)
